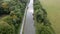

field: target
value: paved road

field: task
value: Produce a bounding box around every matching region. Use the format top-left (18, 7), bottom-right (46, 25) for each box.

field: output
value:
top-left (24, 0), bottom-right (35, 34)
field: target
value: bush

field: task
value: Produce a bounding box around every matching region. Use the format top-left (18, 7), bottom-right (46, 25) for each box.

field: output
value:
top-left (0, 2), bottom-right (10, 15)
top-left (0, 21), bottom-right (15, 34)
top-left (36, 24), bottom-right (55, 34)
top-left (0, 0), bottom-right (28, 34)
top-left (33, 0), bottom-right (55, 34)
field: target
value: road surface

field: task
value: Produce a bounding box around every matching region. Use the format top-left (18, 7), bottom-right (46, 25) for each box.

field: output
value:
top-left (24, 0), bottom-right (35, 34)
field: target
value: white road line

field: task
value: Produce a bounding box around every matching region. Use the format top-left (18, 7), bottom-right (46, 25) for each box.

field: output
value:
top-left (20, 5), bottom-right (28, 34)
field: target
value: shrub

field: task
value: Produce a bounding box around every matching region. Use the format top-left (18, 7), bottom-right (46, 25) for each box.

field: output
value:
top-left (0, 2), bottom-right (10, 15)
top-left (0, 0), bottom-right (28, 34)
top-left (0, 21), bottom-right (15, 34)
top-left (34, 0), bottom-right (55, 34)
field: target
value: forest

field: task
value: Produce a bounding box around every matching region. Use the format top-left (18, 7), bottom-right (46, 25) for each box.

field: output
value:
top-left (0, 0), bottom-right (28, 34)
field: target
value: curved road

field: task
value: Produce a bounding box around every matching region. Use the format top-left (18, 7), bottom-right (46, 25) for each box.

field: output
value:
top-left (24, 0), bottom-right (35, 34)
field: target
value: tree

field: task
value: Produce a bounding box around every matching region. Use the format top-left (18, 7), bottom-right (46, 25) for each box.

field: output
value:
top-left (0, 21), bottom-right (15, 34)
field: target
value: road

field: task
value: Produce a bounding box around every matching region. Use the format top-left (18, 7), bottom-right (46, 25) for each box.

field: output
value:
top-left (24, 0), bottom-right (35, 34)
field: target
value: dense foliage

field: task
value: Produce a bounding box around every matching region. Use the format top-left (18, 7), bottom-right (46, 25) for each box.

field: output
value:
top-left (0, 21), bottom-right (15, 34)
top-left (0, 0), bottom-right (28, 34)
top-left (33, 0), bottom-right (55, 34)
